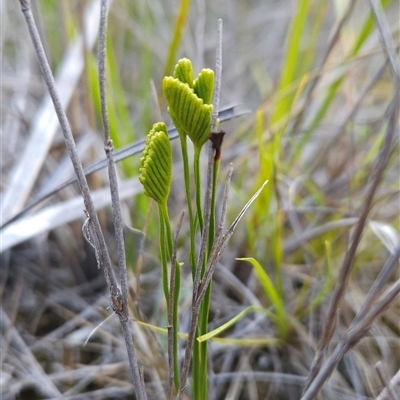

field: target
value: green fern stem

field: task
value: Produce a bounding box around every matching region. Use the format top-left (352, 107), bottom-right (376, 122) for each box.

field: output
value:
top-left (208, 157), bottom-right (220, 251)
top-left (157, 204), bottom-right (170, 302)
top-left (158, 201), bottom-right (181, 392)
top-left (193, 146), bottom-right (204, 233)
top-left (178, 133), bottom-right (197, 277)
top-left (195, 289), bottom-right (210, 399)
top-left (196, 155), bottom-right (220, 400)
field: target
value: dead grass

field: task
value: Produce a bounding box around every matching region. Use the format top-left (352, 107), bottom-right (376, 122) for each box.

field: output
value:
top-left (1, 0), bottom-right (399, 399)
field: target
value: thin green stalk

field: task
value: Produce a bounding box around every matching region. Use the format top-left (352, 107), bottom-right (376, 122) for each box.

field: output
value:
top-left (208, 157), bottom-right (220, 250)
top-left (193, 147), bottom-right (204, 233)
top-left (192, 338), bottom-right (202, 398)
top-left (179, 133), bottom-right (197, 276)
top-left (197, 156), bottom-right (220, 400)
top-left (194, 259), bottom-right (211, 399)
top-left (159, 202), bottom-right (180, 392)
top-left (171, 260), bottom-right (181, 393)
top-left (157, 203), bottom-right (169, 302)
top-left (192, 26), bottom-right (223, 394)
top-left (163, 0), bottom-right (191, 77)
top-left (196, 294), bottom-right (209, 399)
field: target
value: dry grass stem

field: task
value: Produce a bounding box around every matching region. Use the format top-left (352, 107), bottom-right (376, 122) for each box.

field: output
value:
top-left (375, 362), bottom-right (398, 400)
top-left (1, 0), bottom-right (101, 222)
top-left (97, 0), bottom-right (145, 397)
top-left (376, 368), bottom-right (400, 400)
top-left (303, 79), bottom-right (400, 394)
top-left (4, 1), bottom-right (399, 399)
top-left (302, 278), bottom-right (400, 400)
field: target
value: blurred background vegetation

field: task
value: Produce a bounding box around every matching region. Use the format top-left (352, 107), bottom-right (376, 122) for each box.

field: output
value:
top-left (1, 0), bottom-right (399, 399)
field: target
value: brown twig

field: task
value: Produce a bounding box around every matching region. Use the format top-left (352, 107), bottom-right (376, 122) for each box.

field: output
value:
top-left (303, 61), bottom-right (400, 398)
top-left (18, 0), bottom-right (145, 398)
top-left (301, 77), bottom-right (400, 396)
top-left (17, 0), bottom-right (117, 297)
top-left (301, 277), bottom-right (400, 400)
top-left (352, 242), bottom-right (400, 327)
top-left (97, 1), bottom-right (146, 398)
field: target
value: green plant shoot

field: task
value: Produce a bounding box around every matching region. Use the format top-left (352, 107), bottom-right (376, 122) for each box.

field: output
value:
top-left (139, 122), bottom-right (180, 391)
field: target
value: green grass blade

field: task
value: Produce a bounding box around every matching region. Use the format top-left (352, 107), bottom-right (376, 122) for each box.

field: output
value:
top-left (297, 241), bottom-right (333, 318)
top-left (86, 52), bottom-right (133, 174)
top-left (197, 305), bottom-right (277, 343)
top-left (290, 0), bottom-right (392, 167)
top-left (237, 257), bottom-right (289, 337)
top-left (271, 0), bottom-right (312, 128)
top-left (163, 0), bottom-right (192, 77)
top-left (106, 39), bottom-right (136, 143)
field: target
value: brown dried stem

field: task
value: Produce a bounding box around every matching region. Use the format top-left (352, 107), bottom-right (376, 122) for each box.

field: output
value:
top-left (19, 0), bottom-right (145, 398)
top-left (97, 1), bottom-right (146, 398)
top-left (301, 277), bottom-right (400, 400)
top-left (302, 76), bottom-right (400, 396)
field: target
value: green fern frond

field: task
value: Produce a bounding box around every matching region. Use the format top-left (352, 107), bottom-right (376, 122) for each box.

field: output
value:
top-left (163, 58), bottom-right (214, 150)
top-left (139, 122), bottom-right (172, 205)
